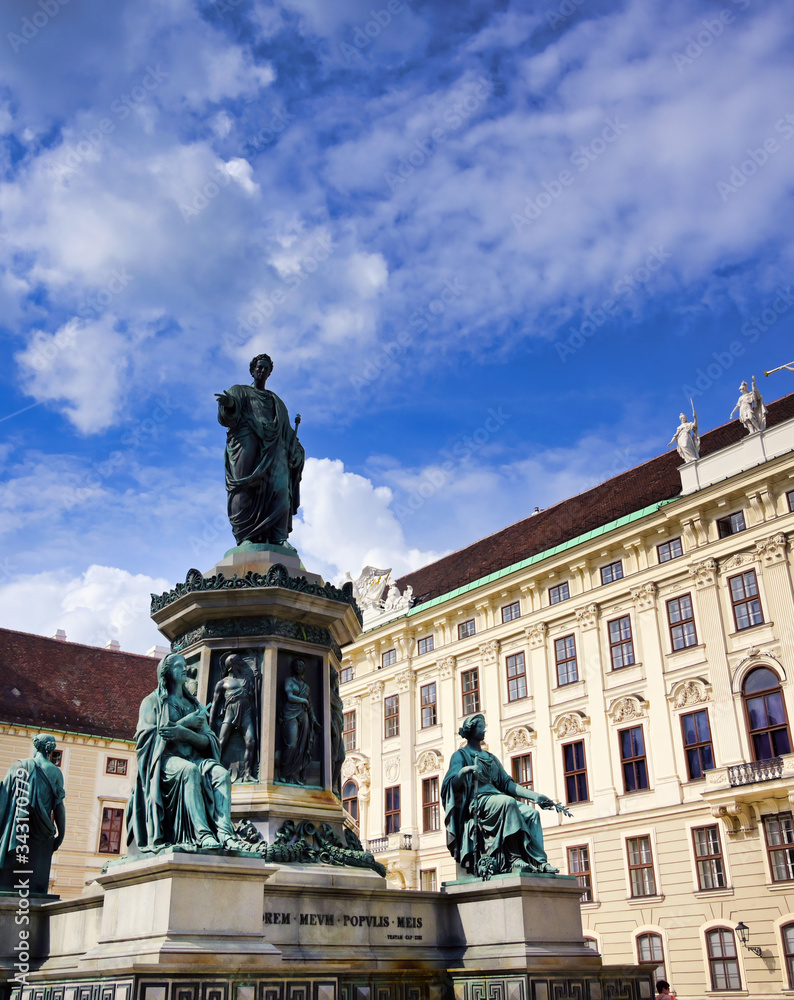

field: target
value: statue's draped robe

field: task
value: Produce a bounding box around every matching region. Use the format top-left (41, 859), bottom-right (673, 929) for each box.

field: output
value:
top-left (218, 384), bottom-right (304, 545)
top-left (0, 756), bottom-right (64, 893)
top-left (279, 677), bottom-right (314, 783)
top-left (441, 747), bottom-right (549, 875)
top-left (127, 690), bottom-right (232, 851)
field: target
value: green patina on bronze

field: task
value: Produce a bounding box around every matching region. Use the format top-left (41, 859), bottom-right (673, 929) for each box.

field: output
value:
top-left (236, 818), bottom-right (386, 877)
top-left (170, 614), bottom-right (342, 658)
top-left (216, 354), bottom-right (304, 547)
top-left (151, 564), bottom-right (361, 626)
top-left (442, 714), bottom-right (572, 879)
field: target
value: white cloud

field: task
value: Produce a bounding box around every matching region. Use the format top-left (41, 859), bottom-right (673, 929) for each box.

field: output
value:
top-left (0, 565), bottom-right (169, 654)
top-left (15, 317), bottom-right (131, 433)
top-left (292, 457), bottom-right (444, 582)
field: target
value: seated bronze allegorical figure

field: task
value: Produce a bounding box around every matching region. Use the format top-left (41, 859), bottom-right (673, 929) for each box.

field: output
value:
top-left (441, 714), bottom-right (572, 879)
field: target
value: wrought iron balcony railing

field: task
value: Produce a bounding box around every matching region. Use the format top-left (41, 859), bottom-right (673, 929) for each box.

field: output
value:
top-left (728, 757), bottom-right (783, 786)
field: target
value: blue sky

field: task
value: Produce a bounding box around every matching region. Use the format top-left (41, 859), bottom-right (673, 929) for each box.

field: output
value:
top-left (0, 0), bottom-right (793, 652)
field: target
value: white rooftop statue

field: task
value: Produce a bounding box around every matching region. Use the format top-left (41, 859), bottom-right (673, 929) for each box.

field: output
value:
top-left (345, 567), bottom-right (415, 626)
top-left (730, 376), bottom-right (766, 435)
top-left (668, 402), bottom-right (700, 463)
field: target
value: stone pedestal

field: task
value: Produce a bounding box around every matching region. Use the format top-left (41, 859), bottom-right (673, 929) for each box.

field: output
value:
top-left (149, 548), bottom-right (362, 842)
top-left (1, 858), bottom-right (653, 1000)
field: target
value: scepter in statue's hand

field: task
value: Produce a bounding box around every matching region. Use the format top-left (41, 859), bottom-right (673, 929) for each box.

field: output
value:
top-left (295, 413), bottom-right (301, 431)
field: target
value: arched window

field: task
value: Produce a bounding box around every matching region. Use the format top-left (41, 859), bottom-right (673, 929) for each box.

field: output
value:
top-left (636, 932), bottom-right (666, 983)
top-left (342, 780), bottom-right (359, 822)
top-left (782, 923), bottom-right (794, 989)
top-left (706, 928), bottom-right (742, 991)
top-left (743, 667), bottom-right (792, 760)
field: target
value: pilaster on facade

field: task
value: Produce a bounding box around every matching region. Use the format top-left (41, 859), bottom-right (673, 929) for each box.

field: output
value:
top-left (755, 531), bottom-right (788, 566)
top-left (574, 602), bottom-right (600, 630)
top-left (393, 630), bottom-right (414, 661)
top-left (525, 622), bottom-right (548, 649)
top-left (681, 512), bottom-right (708, 550)
top-left (625, 537), bottom-right (646, 574)
top-left (395, 668), bottom-right (415, 693)
top-left (368, 679), bottom-right (385, 702)
top-left (438, 655), bottom-right (456, 679)
top-left (364, 645), bottom-right (378, 673)
top-left (747, 485), bottom-right (776, 523)
top-left (688, 557), bottom-right (718, 589)
top-left (630, 582), bottom-right (657, 613)
top-left (478, 639), bottom-right (500, 664)
top-left (475, 599), bottom-right (492, 631)
top-left (569, 561), bottom-right (589, 595)
top-left (520, 581), bottom-right (539, 614)
top-left (432, 617), bottom-right (450, 646)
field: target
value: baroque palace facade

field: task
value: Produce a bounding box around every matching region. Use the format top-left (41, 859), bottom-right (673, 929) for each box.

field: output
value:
top-left (338, 391), bottom-right (794, 998)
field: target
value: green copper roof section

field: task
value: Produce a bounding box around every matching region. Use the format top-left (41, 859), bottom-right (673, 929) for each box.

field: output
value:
top-left (383, 496), bottom-right (678, 624)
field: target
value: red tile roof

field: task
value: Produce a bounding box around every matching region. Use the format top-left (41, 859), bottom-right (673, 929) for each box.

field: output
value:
top-left (0, 628), bottom-right (157, 740)
top-left (396, 392), bottom-right (794, 605)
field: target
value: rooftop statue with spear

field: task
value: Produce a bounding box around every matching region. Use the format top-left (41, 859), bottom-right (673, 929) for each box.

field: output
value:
top-left (668, 399), bottom-right (700, 463)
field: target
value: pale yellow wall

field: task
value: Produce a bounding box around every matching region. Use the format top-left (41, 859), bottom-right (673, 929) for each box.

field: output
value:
top-left (0, 724), bottom-right (135, 899)
top-left (340, 439), bottom-right (794, 998)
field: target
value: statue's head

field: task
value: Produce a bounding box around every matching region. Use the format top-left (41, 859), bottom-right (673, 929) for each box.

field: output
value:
top-left (291, 657), bottom-right (306, 677)
top-left (33, 733), bottom-right (57, 758)
top-left (222, 652), bottom-right (245, 677)
top-left (249, 353), bottom-right (274, 379)
top-left (679, 413), bottom-right (686, 422)
top-left (157, 652), bottom-right (187, 700)
top-left (739, 381), bottom-right (749, 392)
top-left (459, 714), bottom-right (486, 739)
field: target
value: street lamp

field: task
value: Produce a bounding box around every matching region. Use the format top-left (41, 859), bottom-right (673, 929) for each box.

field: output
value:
top-left (735, 921), bottom-right (763, 957)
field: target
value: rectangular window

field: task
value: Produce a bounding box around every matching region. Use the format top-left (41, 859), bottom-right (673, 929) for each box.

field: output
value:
top-left (106, 757), bottom-right (128, 775)
top-left (555, 634), bottom-right (578, 685)
top-left (340, 665), bottom-right (353, 684)
top-left (788, 489), bottom-right (794, 513)
top-left (511, 753), bottom-right (533, 789)
top-left (608, 615), bottom-right (635, 669)
top-left (717, 510), bottom-right (746, 537)
top-left (506, 651), bottom-right (527, 701)
top-left (421, 682), bottom-right (437, 728)
top-left (600, 560), bottom-right (624, 585)
top-left (98, 806), bottom-right (124, 855)
top-left (422, 776), bottom-right (440, 832)
top-left (563, 740), bottom-right (589, 803)
top-left (626, 836), bottom-right (657, 897)
top-left (681, 709), bottom-right (715, 779)
top-left (567, 845), bottom-right (592, 901)
top-left (385, 786), bottom-right (401, 834)
top-left (729, 569), bottom-right (764, 630)
top-left (50, 750), bottom-right (63, 767)
top-left (461, 668), bottom-right (480, 715)
top-left (458, 618), bottom-right (476, 640)
top-left (764, 813), bottom-right (794, 882)
top-left (381, 648), bottom-right (397, 668)
top-left (420, 869), bottom-right (438, 892)
top-left (384, 694), bottom-right (399, 738)
top-left (667, 594), bottom-right (698, 650)
top-left (620, 726), bottom-right (649, 792)
top-left (549, 581), bottom-right (570, 605)
top-left (502, 601), bottom-right (521, 623)
top-left (417, 635), bottom-right (434, 655)
top-left (693, 825), bottom-right (727, 890)
top-left (343, 710), bottom-right (356, 751)
top-left (657, 537), bottom-right (683, 563)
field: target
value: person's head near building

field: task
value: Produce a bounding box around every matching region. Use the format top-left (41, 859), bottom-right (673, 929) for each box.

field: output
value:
top-left (655, 982), bottom-right (671, 997)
